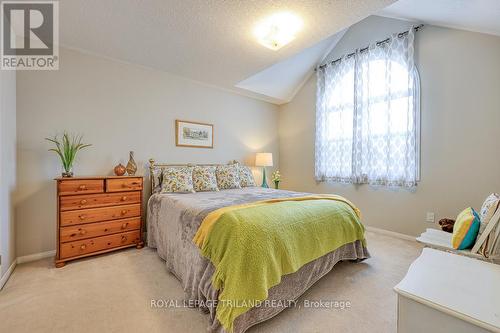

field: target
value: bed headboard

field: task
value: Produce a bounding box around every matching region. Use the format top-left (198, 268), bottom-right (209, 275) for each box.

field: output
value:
top-left (148, 158), bottom-right (238, 195)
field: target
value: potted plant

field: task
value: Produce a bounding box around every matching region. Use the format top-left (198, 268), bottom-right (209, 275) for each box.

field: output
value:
top-left (45, 132), bottom-right (91, 177)
top-left (272, 170), bottom-right (281, 189)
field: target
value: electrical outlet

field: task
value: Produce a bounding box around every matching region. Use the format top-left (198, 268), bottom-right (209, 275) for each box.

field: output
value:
top-left (426, 212), bottom-right (435, 223)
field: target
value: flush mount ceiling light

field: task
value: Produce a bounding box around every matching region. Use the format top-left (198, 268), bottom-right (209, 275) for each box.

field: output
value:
top-left (254, 12), bottom-right (303, 51)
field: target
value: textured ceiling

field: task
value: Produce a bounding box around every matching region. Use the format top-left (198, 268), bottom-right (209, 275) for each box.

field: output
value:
top-left (378, 0), bottom-right (500, 37)
top-left (58, 0), bottom-right (396, 103)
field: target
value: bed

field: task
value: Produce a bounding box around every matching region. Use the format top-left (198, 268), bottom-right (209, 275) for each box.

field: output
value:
top-left (146, 161), bottom-right (370, 333)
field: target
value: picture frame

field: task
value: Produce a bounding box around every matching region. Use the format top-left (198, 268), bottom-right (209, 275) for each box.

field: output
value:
top-left (175, 120), bottom-right (214, 148)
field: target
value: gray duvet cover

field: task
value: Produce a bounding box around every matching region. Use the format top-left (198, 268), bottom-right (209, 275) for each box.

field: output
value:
top-left (147, 187), bottom-right (369, 332)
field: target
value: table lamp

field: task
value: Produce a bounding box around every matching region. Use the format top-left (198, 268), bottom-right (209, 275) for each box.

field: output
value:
top-left (255, 153), bottom-right (273, 188)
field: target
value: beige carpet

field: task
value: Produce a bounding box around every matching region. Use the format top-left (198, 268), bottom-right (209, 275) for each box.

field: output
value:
top-left (0, 231), bottom-right (422, 333)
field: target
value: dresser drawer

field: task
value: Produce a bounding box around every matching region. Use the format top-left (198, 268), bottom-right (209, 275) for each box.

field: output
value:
top-left (58, 179), bottom-right (104, 196)
top-left (60, 204), bottom-right (141, 226)
top-left (60, 217), bottom-right (141, 243)
top-left (106, 177), bottom-right (143, 192)
top-left (59, 230), bottom-right (140, 259)
top-left (59, 191), bottom-right (141, 211)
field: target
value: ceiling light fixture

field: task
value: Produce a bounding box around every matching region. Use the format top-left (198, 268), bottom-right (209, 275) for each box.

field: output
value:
top-left (254, 12), bottom-right (303, 51)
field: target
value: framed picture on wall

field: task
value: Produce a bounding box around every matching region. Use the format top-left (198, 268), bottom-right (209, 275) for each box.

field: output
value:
top-left (175, 120), bottom-right (214, 148)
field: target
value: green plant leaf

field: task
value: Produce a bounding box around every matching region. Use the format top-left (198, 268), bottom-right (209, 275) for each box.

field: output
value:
top-left (48, 148), bottom-right (64, 163)
top-left (46, 132), bottom-right (91, 172)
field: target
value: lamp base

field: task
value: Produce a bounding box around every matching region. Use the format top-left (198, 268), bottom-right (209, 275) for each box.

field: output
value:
top-left (261, 167), bottom-right (269, 188)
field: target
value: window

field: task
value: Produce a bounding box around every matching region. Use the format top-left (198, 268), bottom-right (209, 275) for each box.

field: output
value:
top-left (315, 29), bottom-right (420, 188)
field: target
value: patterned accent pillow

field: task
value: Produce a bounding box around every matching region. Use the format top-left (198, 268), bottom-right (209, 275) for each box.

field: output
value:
top-left (152, 168), bottom-right (163, 193)
top-left (161, 167), bottom-right (194, 193)
top-left (239, 165), bottom-right (256, 187)
top-left (451, 207), bottom-right (480, 250)
top-left (478, 193), bottom-right (500, 256)
top-left (479, 193), bottom-right (500, 229)
top-left (216, 164), bottom-right (241, 190)
top-left (193, 166), bottom-right (219, 192)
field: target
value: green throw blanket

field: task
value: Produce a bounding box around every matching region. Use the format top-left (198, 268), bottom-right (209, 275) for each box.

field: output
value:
top-left (193, 196), bottom-right (366, 332)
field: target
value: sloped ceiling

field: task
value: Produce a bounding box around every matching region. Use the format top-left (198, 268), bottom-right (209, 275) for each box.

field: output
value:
top-left (257, 0), bottom-right (500, 104)
top-left (378, 0), bottom-right (500, 37)
top-left (58, 0), bottom-right (396, 104)
top-left (235, 30), bottom-right (346, 104)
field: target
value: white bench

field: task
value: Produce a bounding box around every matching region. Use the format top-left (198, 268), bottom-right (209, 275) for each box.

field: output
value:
top-left (417, 207), bottom-right (500, 264)
top-left (395, 248), bottom-right (500, 333)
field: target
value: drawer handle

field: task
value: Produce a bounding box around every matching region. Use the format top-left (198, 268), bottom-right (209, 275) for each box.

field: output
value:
top-left (122, 182), bottom-right (140, 188)
top-left (121, 222), bottom-right (129, 229)
top-left (80, 199), bottom-right (87, 205)
top-left (121, 196), bottom-right (127, 201)
top-left (78, 214), bottom-right (87, 220)
top-left (78, 185), bottom-right (87, 190)
top-left (80, 244), bottom-right (86, 250)
top-left (121, 235), bottom-right (127, 242)
top-left (121, 210), bottom-right (128, 215)
top-left (79, 229), bottom-right (87, 235)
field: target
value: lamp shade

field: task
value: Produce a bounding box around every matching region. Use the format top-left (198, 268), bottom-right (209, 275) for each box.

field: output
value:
top-left (255, 153), bottom-right (273, 167)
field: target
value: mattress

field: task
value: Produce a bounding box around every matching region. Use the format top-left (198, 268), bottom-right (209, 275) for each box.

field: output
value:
top-left (147, 187), bottom-right (369, 332)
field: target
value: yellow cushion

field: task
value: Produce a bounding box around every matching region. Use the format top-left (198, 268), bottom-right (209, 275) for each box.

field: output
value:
top-left (451, 207), bottom-right (480, 250)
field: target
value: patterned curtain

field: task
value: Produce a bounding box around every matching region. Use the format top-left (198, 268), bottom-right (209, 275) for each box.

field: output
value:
top-left (315, 27), bottom-right (420, 188)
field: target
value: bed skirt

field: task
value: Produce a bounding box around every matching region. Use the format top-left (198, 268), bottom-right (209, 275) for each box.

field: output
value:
top-left (155, 240), bottom-right (369, 333)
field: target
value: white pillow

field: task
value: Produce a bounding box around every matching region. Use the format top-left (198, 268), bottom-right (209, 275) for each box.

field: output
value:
top-left (479, 193), bottom-right (500, 233)
top-left (478, 193), bottom-right (500, 257)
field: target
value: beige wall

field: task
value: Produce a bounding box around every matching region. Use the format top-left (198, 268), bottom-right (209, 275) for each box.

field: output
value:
top-left (1, 66), bottom-right (16, 276)
top-left (279, 16), bottom-right (500, 236)
top-left (14, 16), bottom-right (500, 256)
top-left (16, 47), bottom-right (279, 257)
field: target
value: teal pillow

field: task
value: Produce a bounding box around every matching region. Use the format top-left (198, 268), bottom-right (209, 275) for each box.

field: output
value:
top-left (451, 207), bottom-right (480, 250)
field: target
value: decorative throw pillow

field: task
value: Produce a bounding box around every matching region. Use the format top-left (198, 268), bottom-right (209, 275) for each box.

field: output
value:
top-left (451, 207), bottom-right (480, 250)
top-left (216, 164), bottom-right (241, 190)
top-left (152, 168), bottom-right (163, 193)
top-left (479, 193), bottom-right (500, 233)
top-left (161, 167), bottom-right (194, 193)
top-left (192, 166), bottom-right (219, 192)
top-left (477, 193), bottom-right (500, 257)
top-left (239, 165), bottom-right (256, 187)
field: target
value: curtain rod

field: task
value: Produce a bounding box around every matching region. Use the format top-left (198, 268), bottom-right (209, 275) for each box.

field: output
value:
top-left (315, 24), bottom-right (424, 72)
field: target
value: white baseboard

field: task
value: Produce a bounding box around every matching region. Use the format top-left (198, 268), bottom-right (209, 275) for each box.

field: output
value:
top-left (366, 226), bottom-right (416, 242)
top-left (17, 250), bottom-right (56, 264)
top-left (0, 250), bottom-right (56, 290)
top-left (0, 259), bottom-right (17, 290)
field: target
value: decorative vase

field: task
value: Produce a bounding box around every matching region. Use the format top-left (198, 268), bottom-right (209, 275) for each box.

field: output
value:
top-left (274, 181), bottom-right (280, 189)
top-left (126, 151), bottom-right (137, 176)
top-left (61, 167), bottom-right (73, 178)
top-left (114, 163), bottom-right (126, 176)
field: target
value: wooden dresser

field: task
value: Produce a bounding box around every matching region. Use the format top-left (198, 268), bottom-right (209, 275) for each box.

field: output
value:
top-left (55, 176), bottom-right (144, 267)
